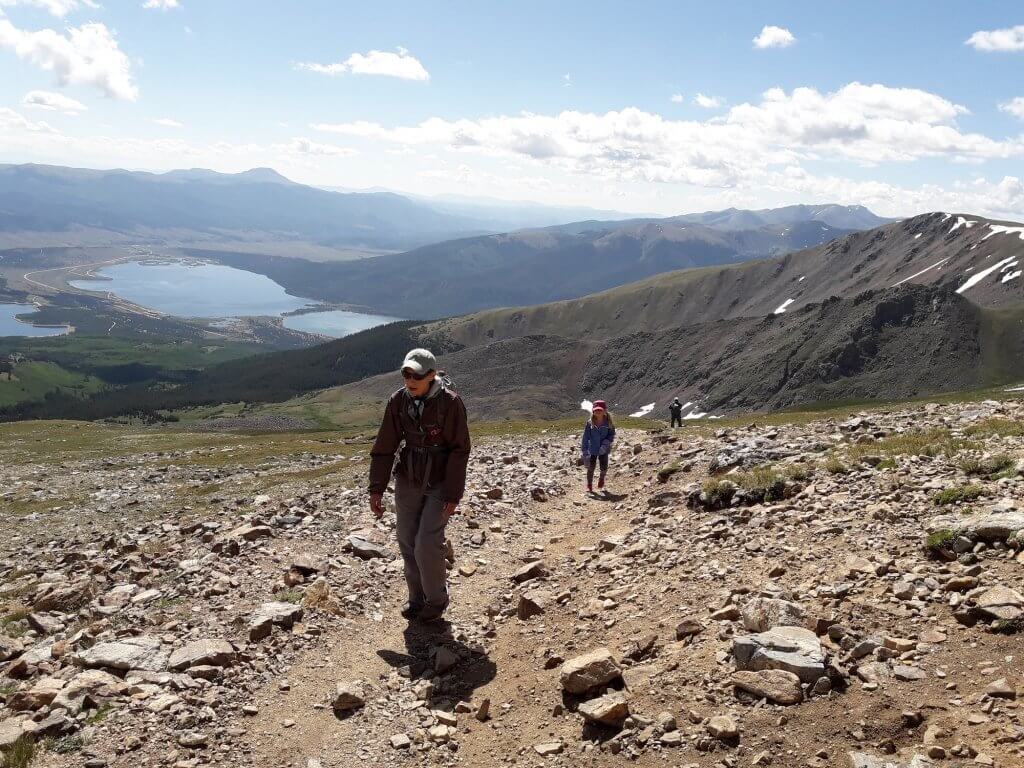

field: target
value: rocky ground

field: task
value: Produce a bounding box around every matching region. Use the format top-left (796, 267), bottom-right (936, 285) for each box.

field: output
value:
top-left (1, 399), bottom-right (1023, 768)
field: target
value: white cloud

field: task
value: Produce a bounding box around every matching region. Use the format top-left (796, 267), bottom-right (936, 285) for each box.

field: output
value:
top-left (0, 106), bottom-right (58, 134)
top-left (310, 81), bottom-right (1017, 191)
top-left (753, 25), bottom-right (795, 49)
top-left (999, 96), bottom-right (1024, 120)
top-left (0, 19), bottom-right (138, 100)
top-left (670, 93), bottom-right (683, 104)
top-left (143, 0), bottom-right (180, 8)
top-left (0, 0), bottom-right (96, 17)
top-left (22, 89), bottom-right (86, 113)
top-left (563, 73), bottom-right (571, 87)
top-left (966, 25), bottom-right (1024, 52)
top-left (4, 101), bottom-right (1024, 220)
top-left (693, 93), bottom-right (723, 109)
top-left (296, 47), bottom-right (429, 81)
top-left (152, 117), bottom-right (183, 128)
top-left (287, 137), bottom-right (356, 157)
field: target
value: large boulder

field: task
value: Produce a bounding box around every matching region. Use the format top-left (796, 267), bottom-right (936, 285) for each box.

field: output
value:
top-left (0, 718), bottom-right (34, 749)
top-left (168, 639), bottom-right (236, 671)
top-left (249, 602), bottom-right (304, 641)
top-left (559, 648), bottom-right (622, 695)
top-left (224, 524), bottom-right (273, 542)
top-left (345, 535), bottom-right (391, 560)
top-left (332, 681), bottom-right (366, 713)
top-left (50, 670), bottom-right (124, 714)
top-left (733, 626), bottom-right (825, 684)
top-left (578, 691), bottom-right (629, 726)
top-left (973, 585), bottom-right (1024, 622)
top-left (9, 677), bottom-right (65, 711)
top-left (0, 634), bottom-right (24, 661)
top-left (847, 753), bottom-right (934, 768)
top-left (513, 561), bottom-right (547, 583)
top-left (741, 597), bottom-right (805, 633)
top-left (731, 669), bottom-right (803, 705)
top-left (75, 636), bottom-right (168, 673)
top-left (926, 508), bottom-right (1024, 545)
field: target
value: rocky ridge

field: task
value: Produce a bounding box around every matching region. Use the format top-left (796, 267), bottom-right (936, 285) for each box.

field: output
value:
top-left (1, 399), bottom-right (1023, 767)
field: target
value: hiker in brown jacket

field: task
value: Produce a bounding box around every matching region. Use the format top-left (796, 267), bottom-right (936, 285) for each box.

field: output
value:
top-left (368, 348), bottom-right (471, 622)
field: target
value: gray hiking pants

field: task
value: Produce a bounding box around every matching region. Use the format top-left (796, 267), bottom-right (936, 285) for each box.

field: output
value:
top-left (394, 476), bottom-right (449, 610)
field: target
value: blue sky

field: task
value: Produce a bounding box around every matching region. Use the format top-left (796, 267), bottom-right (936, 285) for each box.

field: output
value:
top-left (2, 0), bottom-right (1024, 218)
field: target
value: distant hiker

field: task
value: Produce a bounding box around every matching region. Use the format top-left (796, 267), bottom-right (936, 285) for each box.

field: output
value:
top-left (669, 397), bottom-right (684, 428)
top-left (581, 400), bottom-right (615, 493)
top-left (369, 348), bottom-right (471, 622)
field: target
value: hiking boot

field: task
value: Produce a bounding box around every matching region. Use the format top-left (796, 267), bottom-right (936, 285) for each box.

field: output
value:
top-left (586, 482), bottom-right (593, 493)
top-left (598, 476), bottom-right (606, 490)
top-left (417, 603), bottom-right (447, 623)
top-left (400, 601), bottom-right (423, 620)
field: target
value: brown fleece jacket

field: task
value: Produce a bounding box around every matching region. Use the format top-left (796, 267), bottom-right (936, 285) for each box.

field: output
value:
top-left (368, 386), bottom-right (470, 503)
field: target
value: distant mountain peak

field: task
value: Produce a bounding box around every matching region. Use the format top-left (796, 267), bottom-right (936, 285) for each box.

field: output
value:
top-left (236, 167), bottom-right (294, 184)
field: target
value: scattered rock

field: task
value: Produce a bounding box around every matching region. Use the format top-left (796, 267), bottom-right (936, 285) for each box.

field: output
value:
top-left (578, 690), bottom-right (629, 726)
top-left (249, 601), bottom-right (304, 641)
top-left (168, 639), bottom-right (236, 671)
top-left (559, 648), bottom-right (622, 694)
top-left (332, 681), bottom-right (366, 713)
top-left (731, 669), bottom-right (803, 705)
top-left (75, 636), bottom-right (168, 673)
top-left (733, 626), bottom-right (826, 684)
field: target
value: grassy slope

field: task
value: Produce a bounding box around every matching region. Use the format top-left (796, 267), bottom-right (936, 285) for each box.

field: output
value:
top-left (4, 388), bottom-right (1021, 471)
top-left (0, 335), bottom-right (259, 371)
top-left (0, 335), bottom-right (264, 409)
top-left (0, 362), bottom-right (104, 407)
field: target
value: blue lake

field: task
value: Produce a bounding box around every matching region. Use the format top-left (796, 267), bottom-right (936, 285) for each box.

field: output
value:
top-left (70, 261), bottom-right (397, 338)
top-left (283, 309), bottom-right (400, 337)
top-left (70, 262), bottom-right (310, 318)
top-left (0, 303), bottom-right (70, 337)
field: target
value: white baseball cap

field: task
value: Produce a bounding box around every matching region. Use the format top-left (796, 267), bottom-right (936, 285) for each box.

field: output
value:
top-left (401, 348), bottom-right (436, 374)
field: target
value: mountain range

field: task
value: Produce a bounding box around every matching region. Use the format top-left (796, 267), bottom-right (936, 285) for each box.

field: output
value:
top-left (210, 210), bottom-right (1024, 422)
top-left (9, 210), bottom-right (1023, 425)
top-left (0, 163), bottom-right (494, 252)
top-left (200, 207), bottom-right (881, 318)
top-left (395, 211), bottom-right (1024, 416)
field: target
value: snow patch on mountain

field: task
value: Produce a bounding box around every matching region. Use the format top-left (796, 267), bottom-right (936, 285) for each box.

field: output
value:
top-left (892, 258), bottom-right (949, 287)
top-left (956, 256), bottom-right (1019, 294)
top-left (949, 217), bottom-right (977, 234)
top-left (983, 224), bottom-right (1024, 241)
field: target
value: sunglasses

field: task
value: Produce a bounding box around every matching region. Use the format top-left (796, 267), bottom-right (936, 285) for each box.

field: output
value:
top-left (402, 368), bottom-right (432, 381)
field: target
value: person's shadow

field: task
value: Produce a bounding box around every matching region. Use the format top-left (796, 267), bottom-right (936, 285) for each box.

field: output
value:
top-left (375, 620), bottom-right (497, 712)
top-left (590, 490), bottom-right (628, 502)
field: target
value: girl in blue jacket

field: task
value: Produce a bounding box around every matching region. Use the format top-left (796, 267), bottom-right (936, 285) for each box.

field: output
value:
top-left (582, 399), bottom-right (615, 493)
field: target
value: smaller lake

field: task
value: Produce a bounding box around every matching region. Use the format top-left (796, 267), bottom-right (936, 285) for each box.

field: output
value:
top-left (0, 304), bottom-right (70, 338)
top-left (283, 309), bottom-right (400, 338)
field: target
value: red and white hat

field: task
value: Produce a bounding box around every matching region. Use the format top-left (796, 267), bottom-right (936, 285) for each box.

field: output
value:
top-left (592, 400), bottom-right (607, 412)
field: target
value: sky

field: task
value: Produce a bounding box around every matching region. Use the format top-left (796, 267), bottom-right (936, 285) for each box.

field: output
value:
top-left (2, 1), bottom-right (1024, 219)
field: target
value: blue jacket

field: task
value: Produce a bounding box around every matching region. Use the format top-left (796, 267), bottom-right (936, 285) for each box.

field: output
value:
top-left (582, 418), bottom-right (615, 457)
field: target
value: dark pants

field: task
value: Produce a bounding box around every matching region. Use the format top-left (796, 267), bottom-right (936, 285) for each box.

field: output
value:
top-left (586, 454), bottom-right (609, 486)
top-left (671, 414), bottom-right (682, 427)
top-left (394, 476), bottom-right (449, 610)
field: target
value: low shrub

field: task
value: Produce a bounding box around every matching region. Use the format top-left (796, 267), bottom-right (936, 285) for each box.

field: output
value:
top-left (958, 453), bottom-right (1015, 478)
top-left (657, 462), bottom-right (682, 483)
top-left (701, 479), bottom-right (736, 509)
top-left (932, 485), bottom-right (984, 506)
top-left (925, 529), bottom-right (955, 552)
